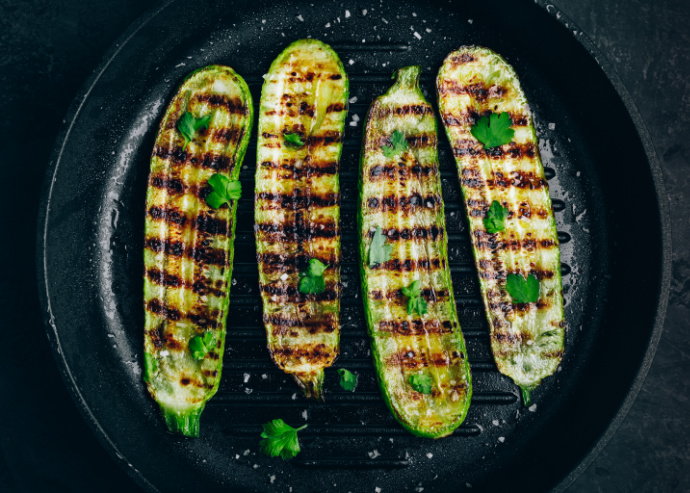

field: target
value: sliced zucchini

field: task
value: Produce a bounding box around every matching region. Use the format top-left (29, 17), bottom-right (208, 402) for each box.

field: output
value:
top-left (437, 46), bottom-right (565, 404)
top-left (255, 39), bottom-right (349, 399)
top-left (359, 66), bottom-right (472, 438)
top-left (143, 65), bottom-right (253, 436)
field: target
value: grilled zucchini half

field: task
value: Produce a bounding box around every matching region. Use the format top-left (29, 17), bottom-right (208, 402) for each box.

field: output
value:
top-left (437, 46), bottom-right (565, 404)
top-left (359, 66), bottom-right (472, 438)
top-left (255, 39), bottom-right (348, 399)
top-left (143, 65), bottom-right (253, 436)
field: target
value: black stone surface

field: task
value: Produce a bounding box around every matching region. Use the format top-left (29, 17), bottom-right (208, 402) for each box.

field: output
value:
top-left (0, 1), bottom-right (687, 492)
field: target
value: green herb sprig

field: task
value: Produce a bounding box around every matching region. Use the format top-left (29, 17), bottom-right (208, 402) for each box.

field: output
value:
top-left (401, 280), bottom-right (428, 316)
top-left (368, 226), bottom-right (393, 267)
top-left (471, 111), bottom-right (514, 149)
top-left (484, 200), bottom-right (509, 233)
top-left (337, 368), bottom-right (358, 392)
top-left (299, 258), bottom-right (327, 295)
top-left (205, 174), bottom-right (241, 209)
top-left (189, 332), bottom-right (216, 360)
top-left (409, 373), bottom-right (433, 394)
top-left (177, 112), bottom-right (212, 150)
top-left (260, 419), bottom-right (307, 460)
top-left (382, 129), bottom-right (408, 158)
top-left (505, 273), bottom-right (540, 304)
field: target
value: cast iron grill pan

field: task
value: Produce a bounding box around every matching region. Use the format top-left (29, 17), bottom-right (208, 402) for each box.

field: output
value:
top-left (38, 1), bottom-right (669, 492)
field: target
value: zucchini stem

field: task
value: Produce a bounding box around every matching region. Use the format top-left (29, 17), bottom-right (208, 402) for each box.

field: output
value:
top-left (161, 405), bottom-right (204, 437)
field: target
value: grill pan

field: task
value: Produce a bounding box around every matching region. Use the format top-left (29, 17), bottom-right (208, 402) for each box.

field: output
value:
top-left (37, 0), bottom-right (670, 491)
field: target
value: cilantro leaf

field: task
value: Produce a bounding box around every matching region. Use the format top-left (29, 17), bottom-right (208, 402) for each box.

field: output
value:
top-left (284, 132), bottom-right (305, 147)
top-left (189, 332), bottom-right (216, 360)
top-left (505, 273), bottom-right (540, 303)
top-left (260, 419), bottom-right (307, 460)
top-left (409, 373), bottom-right (433, 394)
top-left (143, 352), bottom-right (157, 383)
top-left (368, 226), bottom-right (393, 267)
top-left (299, 258), bottom-right (327, 295)
top-left (177, 112), bottom-right (212, 150)
top-left (337, 368), bottom-right (358, 392)
top-left (382, 129), bottom-right (408, 158)
top-left (484, 200), bottom-right (509, 233)
top-left (205, 173), bottom-right (242, 209)
top-left (470, 111), bottom-right (514, 149)
top-left (401, 280), bottom-right (428, 316)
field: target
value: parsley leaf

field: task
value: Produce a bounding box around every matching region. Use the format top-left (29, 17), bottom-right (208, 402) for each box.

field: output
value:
top-left (470, 111), bottom-right (514, 149)
top-left (177, 112), bottom-right (212, 150)
top-left (368, 226), bottom-right (393, 267)
top-left (284, 132), bottom-right (305, 147)
top-left (401, 280), bottom-right (428, 316)
top-left (337, 368), bottom-right (358, 392)
top-left (205, 174), bottom-right (242, 209)
top-left (189, 332), bottom-right (216, 360)
top-left (382, 130), bottom-right (408, 158)
top-left (299, 258), bottom-right (327, 295)
top-left (409, 373), bottom-right (433, 394)
top-left (260, 419), bottom-right (307, 460)
top-left (505, 273), bottom-right (540, 303)
top-left (143, 352), bottom-right (157, 383)
top-left (484, 200), bottom-right (509, 233)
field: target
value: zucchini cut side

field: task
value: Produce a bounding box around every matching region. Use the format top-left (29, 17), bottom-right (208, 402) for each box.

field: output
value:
top-left (255, 39), bottom-right (349, 399)
top-left (437, 46), bottom-right (565, 404)
top-left (359, 66), bottom-right (472, 438)
top-left (143, 65), bottom-right (254, 436)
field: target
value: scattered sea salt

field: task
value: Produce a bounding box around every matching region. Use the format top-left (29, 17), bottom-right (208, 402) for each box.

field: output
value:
top-left (413, 32), bottom-right (422, 40)
top-left (280, 273), bottom-right (288, 281)
top-left (426, 452), bottom-right (433, 459)
top-left (492, 419), bottom-right (499, 426)
top-left (468, 19), bottom-right (473, 24)
top-left (269, 475), bottom-right (276, 484)
top-left (425, 28), bottom-right (432, 33)
top-left (243, 449), bottom-right (250, 456)
top-left (548, 122), bottom-right (556, 130)
top-left (296, 14), bottom-right (304, 21)
top-left (368, 449), bottom-right (381, 459)
top-left (345, 9), bottom-right (351, 18)
top-left (352, 114), bottom-right (360, 121)
top-left (498, 436), bottom-right (505, 443)
top-left (529, 404), bottom-right (538, 412)
top-left (325, 22), bottom-right (331, 28)
top-left (348, 59), bottom-right (355, 65)
top-left (375, 488), bottom-right (382, 493)
top-left (362, 9), bottom-right (368, 16)
top-left (382, 17), bottom-right (389, 24)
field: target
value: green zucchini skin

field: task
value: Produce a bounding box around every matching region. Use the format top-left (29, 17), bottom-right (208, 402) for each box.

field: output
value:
top-left (143, 65), bottom-right (254, 436)
top-left (437, 46), bottom-right (565, 403)
top-left (359, 66), bottom-right (472, 438)
top-left (255, 39), bottom-right (348, 399)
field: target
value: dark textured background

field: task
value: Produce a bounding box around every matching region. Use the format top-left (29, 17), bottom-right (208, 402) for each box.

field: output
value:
top-left (0, 0), bottom-right (688, 491)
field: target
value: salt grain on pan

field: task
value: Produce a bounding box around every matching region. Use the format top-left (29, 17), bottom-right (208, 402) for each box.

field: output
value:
top-left (352, 114), bottom-right (360, 121)
top-left (348, 59), bottom-right (355, 65)
top-left (349, 96), bottom-right (358, 104)
top-left (349, 121), bottom-right (357, 127)
top-left (382, 17), bottom-right (389, 24)
top-left (253, 464), bottom-right (259, 469)
top-left (261, 373), bottom-right (268, 379)
top-left (345, 9), bottom-right (351, 18)
top-left (302, 410), bottom-right (308, 420)
top-left (243, 449), bottom-right (250, 456)
top-left (235, 454), bottom-right (240, 459)
top-left (262, 19), bottom-right (266, 23)
top-left (426, 452), bottom-right (433, 459)
top-left (375, 488), bottom-right (382, 493)
top-left (426, 28), bottom-right (432, 33)
top-left (244, 388), bottom-right (253, 394)
top-left (270, 475), bottom-right (276, 484)
top-left (243, 373), bottom-right (250, 383)
top-left (296, 14), bottom-right (304, 21)
top-left (498, 436), bottom-right (505, 443)
top-left (468, 19), bottom-right (473, 24)
top-left (362, 8), bottom-right (368, 15)
top-left (548, 122), bottom-right (556, 130)
top-left (492, 419), bottom-right (499, 426)
top-left (529, 404), bottom-right (538, 412)
top-left (413, 32), bottom-right (422, 40)
top-left (325, 22), bottom-right (331, 28)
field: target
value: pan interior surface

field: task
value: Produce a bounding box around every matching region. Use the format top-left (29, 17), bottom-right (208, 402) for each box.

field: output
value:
top-left (39, 0), bottom-right (667, 492)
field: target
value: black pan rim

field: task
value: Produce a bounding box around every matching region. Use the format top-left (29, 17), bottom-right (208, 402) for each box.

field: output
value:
top-left (35, 1), bottom-right (672, 492)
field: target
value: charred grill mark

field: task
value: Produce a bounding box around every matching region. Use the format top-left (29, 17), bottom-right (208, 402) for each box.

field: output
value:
top-left (492, 331), bottom-right (521, 344)
top-left (191, 278), bottom-right (225, 298)
top-left (187, 312), bottom-right (219, 329)
top-left (258, 253), bottom-right (338, 274)
top-left (326, 102), bottom-right (345, 112)
top-left (195, 213), bottom-right (229, 236)
top-left (212, 127), bottom-right (242, 144)
top-left (286, 72), bottom-right (317, 83)
top-left (153, 145), bottom-right (233, 172)
top-left (148, 323), bottom-right (164, 349)
top-left (147, 298), bottom-right (181, 321)
top-left (145, 238), bottom-right (229, 268)
top-left (373, 104), bottom-right (434, 118)
top-left (146, 268), bottom-right (182, 287)
top-left (162, 331), bottom-right (183, 350)
top-left (370, 289), bottom-right (449, 302)
top-left (439, 81), bottom-right (508, 102)
top-left (329, 74), bottom-right (342, 80)
top-left (472, 231), bottom-right (558, 252)
top-left (365, 193), bottom-right (439, 212)
top-left (150, 176), bottom-right (186, 195)
top-left (306, 131), bottom-right (342, 146)
top-left (260, 283), bottom-right (338, 302)
top-left (453, 141), bottom-right (537, 160)
top-left (366, 226), bottom-right (443, 242)
top-left (370, 133), bottom-right (437, 150)
top-left (369, 257), bottom-right (444, 272)
top-left (265, 314), bottom-right (337, 334)
top-left (256, 220), bottom-right (338, 240)
top-left (460, 167), bottom-right (546, 190)
top-left (148, 206), bottom-right (187, 226)
top-left (271, 343), bottom-right (332, 363)
top-left (443, 109), bottom-right (529, 128)
top-left (449, 52), bottom-right (476, 64)
top-left (368, 164), bottom-right (435, 181)
top-left (386, 349), bottom-right (462, 370)
top-left (377, 319), bottom-right (455, 335)
top-left (259, 160), bottom-right (338, 178)
top-left (194, 93), bottom-right (247, 115)
top-left (256, 192), bottom-right (339, 209)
